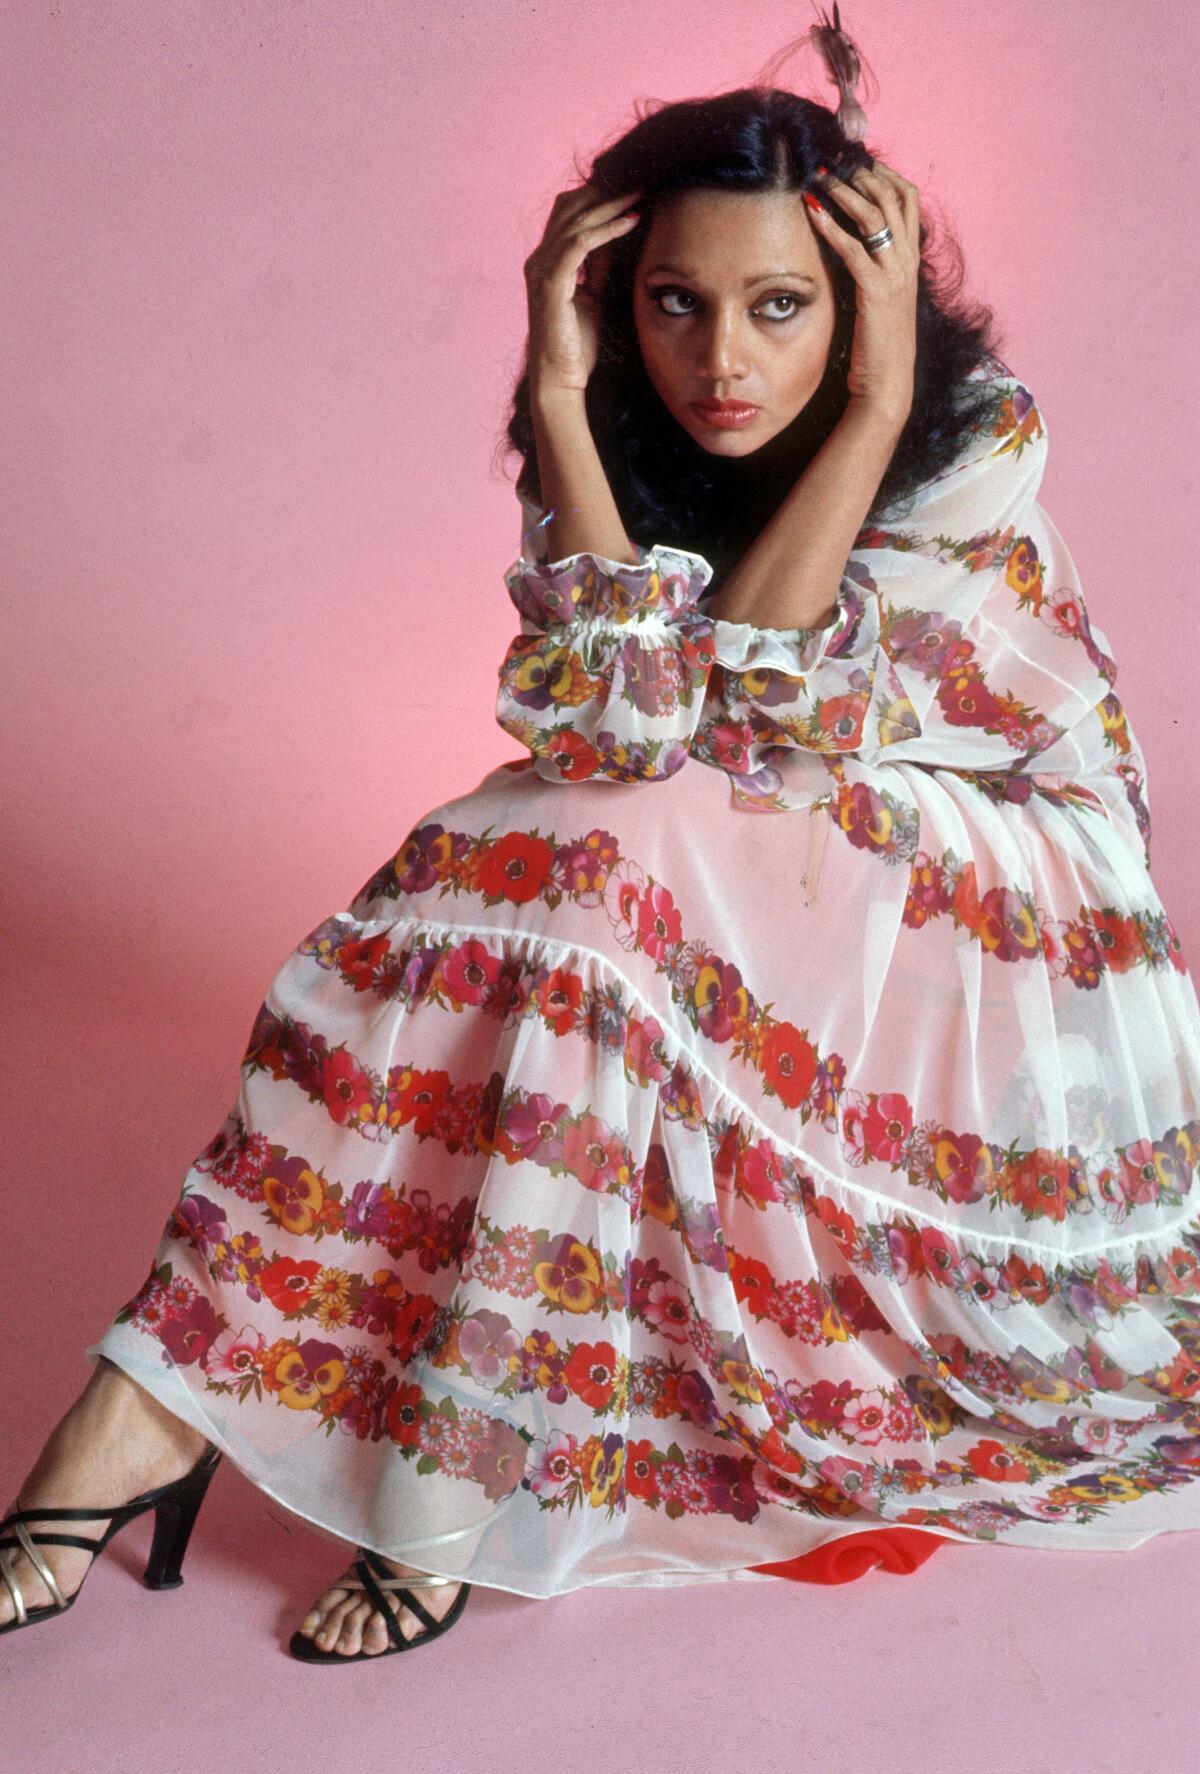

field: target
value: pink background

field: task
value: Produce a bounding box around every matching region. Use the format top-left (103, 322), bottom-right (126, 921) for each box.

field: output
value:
top-left (3, 1), bottom-right (1197, 1765)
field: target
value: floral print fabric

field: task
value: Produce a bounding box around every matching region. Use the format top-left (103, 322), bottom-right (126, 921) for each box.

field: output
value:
top-left (87, 360), bottom-right (1200, 1599)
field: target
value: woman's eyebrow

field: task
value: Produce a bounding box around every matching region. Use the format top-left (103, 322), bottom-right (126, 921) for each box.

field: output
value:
top-left (642, 265), bottom-right (819, 287)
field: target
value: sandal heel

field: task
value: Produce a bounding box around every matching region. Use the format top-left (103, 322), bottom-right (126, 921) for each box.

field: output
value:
top-left (142, 1451), bottom-right (221, 1591)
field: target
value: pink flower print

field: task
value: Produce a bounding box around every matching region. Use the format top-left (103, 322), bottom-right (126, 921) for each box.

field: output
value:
top-left (840, 1390), bottom-right (891, 1447)
top-left (635, 881), bottom-right (683, 963)
top-left (458, 1308), bottom-right (522, 1384)
top-left (641, 1279), bottom-right (691, 1344)
top-left (205, 1325), bottom-right (269, 1384)
top-left (504, 1091), bottom-right (569, 1162)
top-left (471, 1416), bottom-right (530, 1502)
top-left (322, 1048), bottom-right (375, 1126)
top-left (442, 937), bottom-right (505, 1007)
top-left (562, 1114), bottom-right (628, 1193)
top-left (527, 1429), bottom-right (579, 1500)
top-left (172, 1193), bottom-right (231, 1254)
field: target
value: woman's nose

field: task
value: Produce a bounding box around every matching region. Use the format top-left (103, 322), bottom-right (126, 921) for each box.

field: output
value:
top-left (696, 315), bottom-right (750, 381)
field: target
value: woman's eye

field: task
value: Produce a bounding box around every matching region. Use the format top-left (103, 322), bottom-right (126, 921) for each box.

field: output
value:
top-left (649, 287), bottom-right (810, 321)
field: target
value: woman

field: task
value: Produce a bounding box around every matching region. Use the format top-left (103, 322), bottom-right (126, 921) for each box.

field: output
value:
top-left (6, 60), bottom-right (1200, 1663)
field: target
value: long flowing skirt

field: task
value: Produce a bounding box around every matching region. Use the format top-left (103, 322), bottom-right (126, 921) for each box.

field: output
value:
top-left (86, 745), bottom-right (1200, 1599)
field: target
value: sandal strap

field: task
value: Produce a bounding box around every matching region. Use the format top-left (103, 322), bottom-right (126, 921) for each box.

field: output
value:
top-left (0, 1530), bottom-right (104, 1554)
top-left (1, 1521), bottom-right (69, 1614)
top-left (351, 1555), bottom-right (416, 1648)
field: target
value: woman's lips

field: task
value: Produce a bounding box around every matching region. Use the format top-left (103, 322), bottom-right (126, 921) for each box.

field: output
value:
top-left (691, 400), bottom-right (760, 429)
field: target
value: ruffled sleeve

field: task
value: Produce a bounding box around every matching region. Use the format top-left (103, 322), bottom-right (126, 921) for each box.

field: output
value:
top-left (495, 494), bottom-right (718, 784)
top-left (696, 363), bottom-right (1100, 791)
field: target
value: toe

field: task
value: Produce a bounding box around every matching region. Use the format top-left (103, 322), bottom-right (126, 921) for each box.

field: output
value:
top-left (311, 1587), bottom-right (355, 1649)
top-left (360, 1605), bottom-right (393, 1655)
top-left (334, 1599), bottom-right (371, 1656)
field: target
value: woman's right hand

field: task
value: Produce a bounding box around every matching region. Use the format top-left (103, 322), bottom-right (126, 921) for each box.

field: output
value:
top-left (523, 184), bottom-right (642, 399)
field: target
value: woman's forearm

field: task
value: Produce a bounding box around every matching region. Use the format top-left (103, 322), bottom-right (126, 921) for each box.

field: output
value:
top-left (704, 399), bottom-right (906, 631)
top-left (529, 384), bottom-right (640, 566)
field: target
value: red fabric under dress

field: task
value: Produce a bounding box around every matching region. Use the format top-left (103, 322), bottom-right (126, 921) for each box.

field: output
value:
top-left (750, 1528), bottom-right (947, 1583)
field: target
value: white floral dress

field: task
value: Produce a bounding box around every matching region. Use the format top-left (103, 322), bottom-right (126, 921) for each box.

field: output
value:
top-left (86, 358), bottom-right (1200, 1598)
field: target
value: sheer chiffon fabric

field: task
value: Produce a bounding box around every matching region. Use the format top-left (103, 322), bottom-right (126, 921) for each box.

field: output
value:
top-left (87, 360), bottom-right (1200, 1599)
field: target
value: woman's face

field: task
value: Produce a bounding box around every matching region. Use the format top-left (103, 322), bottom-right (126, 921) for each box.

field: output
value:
top-left (632, 187), bottom-right (837, 457)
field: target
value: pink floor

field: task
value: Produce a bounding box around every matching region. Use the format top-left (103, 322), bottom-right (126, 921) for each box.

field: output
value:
top-left (1, 1444), bottom-right (1194, 1774)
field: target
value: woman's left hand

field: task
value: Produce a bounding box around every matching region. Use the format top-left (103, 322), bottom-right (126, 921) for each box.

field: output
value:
top-left (805, 158), bottom-right (920, 425)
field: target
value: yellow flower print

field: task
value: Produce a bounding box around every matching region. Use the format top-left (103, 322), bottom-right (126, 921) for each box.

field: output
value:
top-left (313, 1267), bottom-right (352, 1330)
top-left (263, 1164), bottom-right (326, 1236)
top-left (534, 1238), bottom-right (603, 1314)
top-left (587, 1438), bottom-right (625, 1507)
top-left (1018, 1369), bottom-right (1077, 1405)
top-left (1098, 698), bottom-right (1131, 750)
top-left (514, 1332), bottom-right (562, 1391)
top-left (721, 1358), bottom-right (763, 1404)
top-left (1054, 1471), bottom-right (1143, 1507)
top-left (876, 692), bottom-right (919, 748)
top-left (272, 1345), bottom-right (346, 1410)
top-left (520, 643), bottom-right (598, 710)
top-left (909, 1374), bottom-right (956, 1436)
top-left (1005, 537), bottom-right (1044, 613)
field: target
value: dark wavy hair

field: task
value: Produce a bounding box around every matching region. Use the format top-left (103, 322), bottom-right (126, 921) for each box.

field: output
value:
top-left (500, 84), bottom-right (1010, 590)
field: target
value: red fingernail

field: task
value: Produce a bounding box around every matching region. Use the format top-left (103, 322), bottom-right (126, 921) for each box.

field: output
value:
top-left (803, 192), bottom-right (825, 214)
top-left (816, 164), bottom-right (829, 176)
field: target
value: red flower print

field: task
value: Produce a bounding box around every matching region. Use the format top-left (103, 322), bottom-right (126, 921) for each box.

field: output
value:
top-left (157, 1296), bottom-right (222, 1367)
top-left (816, 691), bottom-right (867, 747)
top-left (1001, 1252), bottom-right (1051, 1305)
top-left (966, 1438), bottom-right (1032, 1483)
top-left (1007, 1148), bottom-right (1071, 1222)
top-left (1118, 1141), bottom-right (1161, 1208)
top-left (1089, 908), bottom-right (1144, 974)
top-left (389, 1066), bottom-right (452, 1136)
top-left (335, 933), bottom-right (391, 993)
top-left (535, 966), bottom-right (585, 1035)
top-left (476, 831), bottom-right (557, 903)
top-left (729, 1249), bottom-right (773, 1308)
top-left (758, 1019), bottom-right (816, 1109)
top-left (937, 665), bottom-right (1006, 730)
top-left (322, 1048), bottom-right (375, 1126)
top-left (814, 1195), bottom-right (857, 1251)
top-left (385, 1381), bottom-right (426, 1447)
top-left (624, 1438), bottom-right (660, 1500)
top-left (544, 730), bottom-right (603, 780)
top-left (566, 1341), bottom-right (619, 1409)
top-left (862, 1092), bottom-right (913, 1164)
top-left (391, 1292), bottom-right (440, 1362)
top-left (260, 1256), bottom-right (323, 1314)
top-left (917, 1224), bottom-right (959, 1281)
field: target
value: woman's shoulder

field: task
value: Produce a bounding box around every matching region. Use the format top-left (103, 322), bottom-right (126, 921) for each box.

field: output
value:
top-left (958, 353), bottom-right (1046, 448)
top-left (922, 353), bottom-right (1048, 496)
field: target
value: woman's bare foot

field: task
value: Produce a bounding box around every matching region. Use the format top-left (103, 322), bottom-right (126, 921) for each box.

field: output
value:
top-left (295, 1555), bottom-right (463, 1656)
top-left (0, 1356), bottom-right (212, 1627)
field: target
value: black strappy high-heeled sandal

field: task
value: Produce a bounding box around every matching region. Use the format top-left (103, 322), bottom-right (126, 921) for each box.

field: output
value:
top-left (0, 1440), bottom-right (223, 1636)
top-left (288, 1544), bottom-right (472, 1664)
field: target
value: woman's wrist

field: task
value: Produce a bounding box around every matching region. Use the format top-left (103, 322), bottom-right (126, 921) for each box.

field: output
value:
top-left (528, 378), bottom-right (639, 565)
